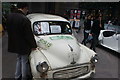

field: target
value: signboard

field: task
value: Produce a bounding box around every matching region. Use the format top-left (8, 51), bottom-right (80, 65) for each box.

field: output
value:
top-left (69, 9), bottom-right (81, 28)
top-left (70, 9), bottom-right (81, 19)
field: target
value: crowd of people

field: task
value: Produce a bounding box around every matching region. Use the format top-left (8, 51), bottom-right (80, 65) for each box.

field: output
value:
top-left (106, 17), bottom-right (120, 26)
top-left (80, 14), bottom-right (104, 52)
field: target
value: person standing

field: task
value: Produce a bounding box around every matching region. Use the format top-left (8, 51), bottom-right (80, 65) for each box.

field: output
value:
top-left (81, 15), bottom-right (92, 45)
top-left (6, 3), bottom-right (37, 80)
top-left (90, 14), bottom-right (104, 52)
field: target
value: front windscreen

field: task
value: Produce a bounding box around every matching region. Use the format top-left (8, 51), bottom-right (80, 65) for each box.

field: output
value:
top-left (33, 21), bottom-right (72, 35)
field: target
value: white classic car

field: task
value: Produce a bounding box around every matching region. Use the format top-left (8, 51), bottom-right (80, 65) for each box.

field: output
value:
top-left (27, 13), bottom-right (97, 79)
top-left (99, 24), bottom-right (120, 53)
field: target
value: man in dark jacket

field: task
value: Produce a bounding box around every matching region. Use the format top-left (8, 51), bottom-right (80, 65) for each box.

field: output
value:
top-left (90, 14), bottom-right (104, 52)
top-left (6, 3), bottom-right (37, 80)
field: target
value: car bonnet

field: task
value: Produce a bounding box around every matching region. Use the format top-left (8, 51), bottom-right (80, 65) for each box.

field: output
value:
top-left (35, 35), bottom-right (81, 69)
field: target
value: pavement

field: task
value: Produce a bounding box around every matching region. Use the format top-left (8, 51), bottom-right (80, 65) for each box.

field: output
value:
top-left (0, 37), bottom-right (2, 80)
top-left (0, 24), bottom-right (3, 80)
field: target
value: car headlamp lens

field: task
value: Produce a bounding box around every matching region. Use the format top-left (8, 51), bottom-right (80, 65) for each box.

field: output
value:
top-left (36, 61), bottom-right (49, 73)
top-left (91, 54), bottom-right (98, 64)
top-left (90, 54), bottom-right (98, 70)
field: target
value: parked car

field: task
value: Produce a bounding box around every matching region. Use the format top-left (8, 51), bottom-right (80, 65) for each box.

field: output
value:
top-left (27, 13), bottom-right (97, 79)
top-left (99, 24), bottom-right (120, 53)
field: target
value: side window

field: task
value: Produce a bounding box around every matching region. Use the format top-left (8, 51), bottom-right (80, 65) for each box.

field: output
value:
top-left (103, 31), bottom-right (115, 37)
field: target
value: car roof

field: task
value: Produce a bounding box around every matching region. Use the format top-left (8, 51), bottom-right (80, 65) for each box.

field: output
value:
top-left (27, 13), bottom-right (69, 23)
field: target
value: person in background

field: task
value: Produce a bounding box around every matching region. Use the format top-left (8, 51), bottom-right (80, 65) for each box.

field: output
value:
top-left (91, 16), bottom-right (94, 27)
top-left (112, 17), bottom-right (118, 25)
top-left (6, 3), bottom-right (37, 80)
top-left (81, 15), bottom-right (92, 46)
top-left (1, 15), bottom-right (6, 36)
top-left (85, 16), bottom-right (95, 43)
top-left (90, 14), bottom-right (104, 52)
top-left (0, 24), bottom-right (4, 37)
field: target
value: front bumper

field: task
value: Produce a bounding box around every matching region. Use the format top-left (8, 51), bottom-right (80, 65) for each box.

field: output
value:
top-left (48, 63), bottom-right (95, 79)
top-left (33, 63), bottom-right (95, 80)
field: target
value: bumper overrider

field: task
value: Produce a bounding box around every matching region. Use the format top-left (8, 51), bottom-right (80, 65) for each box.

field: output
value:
top-left (33, 54), bottom-right (98, 80)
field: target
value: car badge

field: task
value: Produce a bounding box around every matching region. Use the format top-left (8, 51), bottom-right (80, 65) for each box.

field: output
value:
top-left (71, 58), bottom-right (76, 64)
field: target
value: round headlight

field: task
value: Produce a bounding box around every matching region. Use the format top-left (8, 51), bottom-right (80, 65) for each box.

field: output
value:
top-left (91, 54), bottom-right (98, 64)
top-left (36, 61), bottom-right (49, 73)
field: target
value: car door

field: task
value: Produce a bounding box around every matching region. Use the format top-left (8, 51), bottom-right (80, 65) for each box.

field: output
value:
top-left (102, 30), bottom-right (118, 51)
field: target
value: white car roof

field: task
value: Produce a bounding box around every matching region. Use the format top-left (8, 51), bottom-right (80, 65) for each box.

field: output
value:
top-left (27, 13), bottom-right (69, 23)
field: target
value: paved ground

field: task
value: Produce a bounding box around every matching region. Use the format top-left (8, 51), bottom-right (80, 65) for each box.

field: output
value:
top-left (2, 33), bottom-right (17, 78)
top-left (0, 37), bottom-right (2, 80)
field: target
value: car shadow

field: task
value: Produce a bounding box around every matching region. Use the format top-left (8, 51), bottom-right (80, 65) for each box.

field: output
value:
top-left (97, 45), bottom-right (120, 59)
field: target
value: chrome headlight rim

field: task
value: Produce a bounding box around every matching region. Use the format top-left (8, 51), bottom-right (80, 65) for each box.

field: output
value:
top-left (36, 61), bottom-right (49, 73)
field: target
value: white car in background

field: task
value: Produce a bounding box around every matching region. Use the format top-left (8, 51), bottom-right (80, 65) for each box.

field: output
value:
top-left (27, 13), bottom-right (97, 79)
top-left (99, 24), bottom-right (120, 53)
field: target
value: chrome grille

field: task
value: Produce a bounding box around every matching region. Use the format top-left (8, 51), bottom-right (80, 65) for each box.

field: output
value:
top-left (53, 66), bottom-right (89, 78)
